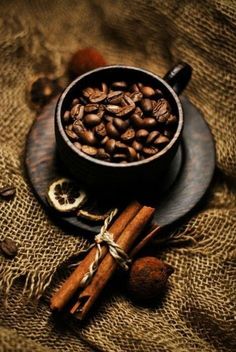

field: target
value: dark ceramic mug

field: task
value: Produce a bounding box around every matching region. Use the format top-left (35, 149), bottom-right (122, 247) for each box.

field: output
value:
top-left (55, 63), bottom-right (192, 194)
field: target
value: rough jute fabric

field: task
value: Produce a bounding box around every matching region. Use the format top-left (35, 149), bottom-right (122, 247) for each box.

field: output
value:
top-left (0, 1), bottom-right (235, 351)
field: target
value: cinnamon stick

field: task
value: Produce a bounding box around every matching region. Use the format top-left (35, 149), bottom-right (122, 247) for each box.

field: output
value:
top-left (50, 200), bottom-right (142, 311)
top-left (129, 224), bottom-right (161, 258)
top-left (70, 205), bottom-right (155, 320)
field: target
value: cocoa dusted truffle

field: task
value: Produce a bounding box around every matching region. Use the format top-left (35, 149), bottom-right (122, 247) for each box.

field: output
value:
top-left (127, 256), bottom-right (174, 301)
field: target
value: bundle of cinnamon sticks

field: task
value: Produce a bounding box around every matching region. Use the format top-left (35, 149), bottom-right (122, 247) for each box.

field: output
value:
top-left (50, 201), bottom-right (158, 320)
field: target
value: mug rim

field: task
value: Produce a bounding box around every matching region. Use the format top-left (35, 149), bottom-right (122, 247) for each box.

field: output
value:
top-left (56, 65), bottom-right (184, 168)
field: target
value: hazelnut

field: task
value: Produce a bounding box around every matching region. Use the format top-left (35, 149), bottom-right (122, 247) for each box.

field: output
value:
top-left (127, 256), bottom-right (174, 301)
top-left (69, 47), bottom-right (107, 78)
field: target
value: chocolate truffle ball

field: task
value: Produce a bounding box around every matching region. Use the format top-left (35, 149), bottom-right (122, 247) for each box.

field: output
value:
top-left (127, 256), bottom-right (174, 301)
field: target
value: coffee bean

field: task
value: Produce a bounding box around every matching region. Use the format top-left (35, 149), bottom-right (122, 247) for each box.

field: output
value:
top-left (140, 86), bottom-right (155, 97)
top-left (113, 118), bottom-right (130, 132)
top-left (84, 103), bottom-right (99, 113)
top-left (97, 148), bottom-right (110, 160)
top-left (142, 146), bottom-right (159, 155)
top-left (162, 110), bottom-right (171, 119)
top-left (1, 238), bottom-right (18, 258)
top-left (95, 123), bottom-right (107, 138)
top-left (84, 114), bottom-right (101, 127)
top-left (63, 110), bottom-right (71, 123)
top-left (121, 128), bottom-right (135, 142)
top-left (111, 81), bottom-right (127, 90)
top-left (136, 129), bottom-right (149, 141)
top-left (72, 120), bottom-right (85, 135)
top-left (127, 147), bottom-right (137, 161)
top-left (73, 125), bottom-right (84, 139)
top-left (0, 185), bottom-right (16, 199)
top-left (166, 114), bottom-right (177, 125)
top-left (153, 98), bottom-right (169, 117)
top-left (113, 153), bottom-right (127, 161)
top-left (129, 92), bottom-right (143, 103)
top-left (116, 104), bottom-right (135, 117)
top-left (132, 140), bottom-right (143, 152)
top-left (101, 82), bottom-right (108, 94)
top-left (78, 130), bottom-right (97, 145)
top-left (115, 141), bottom-right (128, 152)
top-left (123, 95), bottom-right (136, 107)
top-left (101, 136), bottom-right (109, 145)
top-left (65, 128), bottom-right (79, 141)
top-left (81, 145), bottom-right (98, 156)
top-left (82, 87), bottom-right (94, 98)
top-left (105, 105), bottom-right (122, 115)
top-left (89, 91), bottom-right (107, 103)
top-left (107, 91), bottom-right (123, 104)
top-left (71, 104), bottom-right (84, 120)
top-left (105, 139), bottom-right (116, 154)
top-left (140, 98), bottom-right (153, 113)
top-left (146, 131), bottom-right (160, 144)
top-left (130, 83), bottom-right (140, 92)
top-left (157, 114), bottom-right (168, 123)
top-left (106, 122), bottom-right (120, 139)
top-left (130, 113), bottom-right (144, 128)
top-left (154, 135), bottom-right (170, 145)
top-left (73, 142), bottom-right (82, 150)
top-left (142, 117), bottom-right (157, 129)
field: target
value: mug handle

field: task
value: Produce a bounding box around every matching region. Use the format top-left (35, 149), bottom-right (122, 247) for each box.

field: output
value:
top-left (163, 62), bottom-right (192, 95)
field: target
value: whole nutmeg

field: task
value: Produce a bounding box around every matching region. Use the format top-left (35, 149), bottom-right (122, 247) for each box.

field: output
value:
top-left (69, 47), bottom-right (107, 78)
top-left (127, 256), bottom-right (174, 301)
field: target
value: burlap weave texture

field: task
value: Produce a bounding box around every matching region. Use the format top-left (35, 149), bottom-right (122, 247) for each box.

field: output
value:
top-left (0, 1), bottom-right (235, 351)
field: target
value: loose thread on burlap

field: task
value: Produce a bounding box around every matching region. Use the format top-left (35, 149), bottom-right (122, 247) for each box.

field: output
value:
top-left (70, 208), bottom-right (131, 289)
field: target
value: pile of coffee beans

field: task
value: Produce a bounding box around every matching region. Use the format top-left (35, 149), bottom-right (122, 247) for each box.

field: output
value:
top-left (62, 81), bottom-right (178, 163)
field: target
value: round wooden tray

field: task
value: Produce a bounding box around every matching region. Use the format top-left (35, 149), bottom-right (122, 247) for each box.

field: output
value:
top-left (25, 96), bottom-right (215, 234)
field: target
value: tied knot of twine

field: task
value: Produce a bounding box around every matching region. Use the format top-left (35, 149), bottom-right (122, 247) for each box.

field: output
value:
top-left (79, 208), bottom-right (131, 289)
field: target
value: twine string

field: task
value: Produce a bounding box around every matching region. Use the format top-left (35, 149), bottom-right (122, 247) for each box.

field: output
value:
top-left (79, 208), bottom-right (131, 288)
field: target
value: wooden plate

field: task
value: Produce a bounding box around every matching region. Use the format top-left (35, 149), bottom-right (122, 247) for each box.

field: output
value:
top-left (25, 96), bottom-right (215, 234)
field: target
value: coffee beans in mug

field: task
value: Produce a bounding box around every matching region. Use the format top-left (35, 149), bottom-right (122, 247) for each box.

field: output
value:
top-left (62, 80), bottom-right (178, 163)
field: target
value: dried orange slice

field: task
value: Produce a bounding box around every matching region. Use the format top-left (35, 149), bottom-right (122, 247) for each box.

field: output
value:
top-left (77, 198), bottom-right (113, 222)
top-left (47, 178), bottom-right (87, 213)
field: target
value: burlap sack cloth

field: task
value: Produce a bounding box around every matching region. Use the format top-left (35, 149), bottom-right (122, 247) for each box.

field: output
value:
top-left (0, 1), bottom-right (235, 351)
